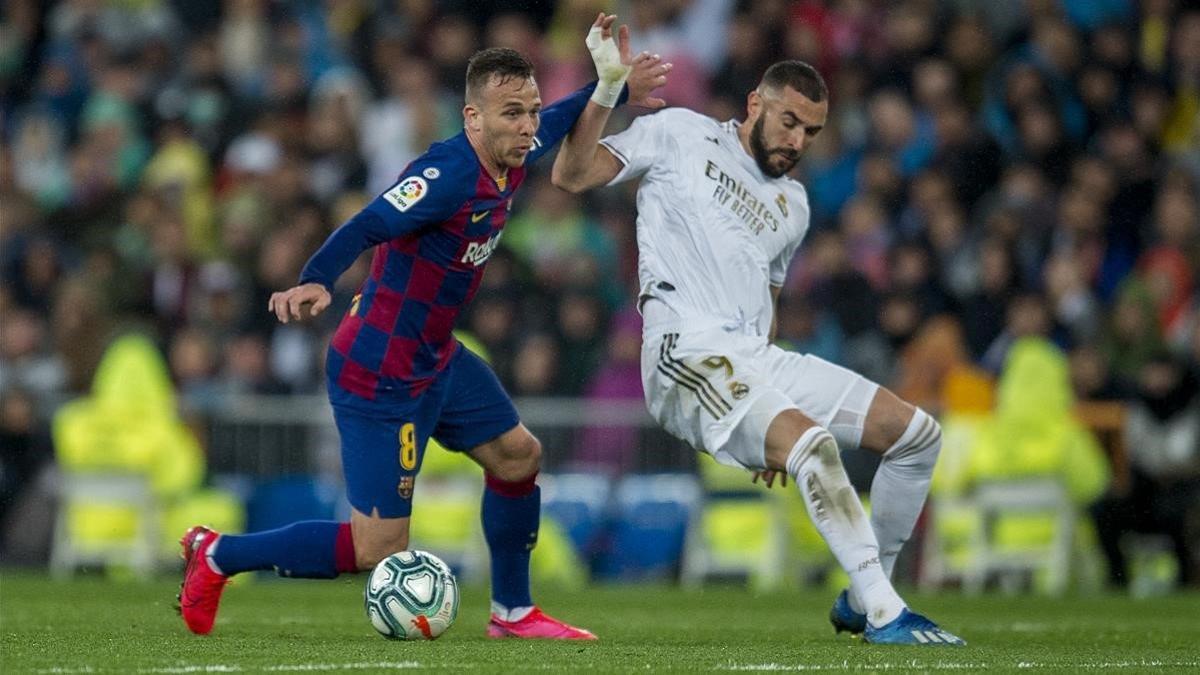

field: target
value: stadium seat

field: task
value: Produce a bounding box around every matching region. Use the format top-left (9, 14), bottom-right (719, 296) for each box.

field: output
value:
top-left (540, 472), bottom-right (612, 560)
top-left (681, 454), bottom-right (788, 590)
top-left (920, 411), bottom-right (987, 591)
top-left (50, 334), bottom-right (244, 578)
top-left (246, 476), bottom-right (339, 532)
top-left (50, 472), bottom-right (159, 579)
top-left (962, 479), bottom-right (1076, 595)
top-left (600, 473), bottom-right (701, 581)
top-left (923, 339), bottom-right (1109, 595)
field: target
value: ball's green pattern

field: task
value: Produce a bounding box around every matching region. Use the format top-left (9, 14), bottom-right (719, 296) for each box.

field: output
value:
top-left (364, 550), bottom-right (459, 640)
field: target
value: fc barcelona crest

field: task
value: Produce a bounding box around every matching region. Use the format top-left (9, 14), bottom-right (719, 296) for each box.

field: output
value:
top-left (397, 476), bottom-right (415, 500)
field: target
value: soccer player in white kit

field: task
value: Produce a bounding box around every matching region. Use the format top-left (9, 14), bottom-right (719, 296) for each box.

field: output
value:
top-left (552, 59), bottom-right (965, 645)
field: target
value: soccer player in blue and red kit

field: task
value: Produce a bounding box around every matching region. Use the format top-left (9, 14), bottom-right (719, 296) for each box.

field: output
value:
top-left (177, 14), bottom-right (670, 638)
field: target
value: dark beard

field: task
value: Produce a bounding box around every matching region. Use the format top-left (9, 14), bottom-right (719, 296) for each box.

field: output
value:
top-left (749, 115), bottom-right (798, 178)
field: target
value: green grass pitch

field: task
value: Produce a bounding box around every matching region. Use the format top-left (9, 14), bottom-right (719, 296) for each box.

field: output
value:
top-left (2, 571), bottom-right (1198, 673)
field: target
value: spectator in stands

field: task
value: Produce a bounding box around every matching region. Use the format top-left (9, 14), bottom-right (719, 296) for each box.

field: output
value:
top-left (1069, 343), bottom-right (1130, 403)
top-left (1091, 354), bottom-right (1200, 589)
top-left (502, 173), bottom-right (619, 303)
top-left (981, 291), bottom-right (1055, 374)
top-left (169, 327), bottom-right (221, 414)
top-left (1102, 279), bottom-right (1167, 389)
top-left (959, 237), bottom-right (1020, 360)
top-left (891, 316), bottom-right (973, 416)
top-left (774, 293), bottom-right (844, 366)
top-left (0, 387), bottom-right (53, 557)
top-left (217, 332), bottom-right (289, 397)
top-left (555, 289), bottom-right (607, 396)
top-left (886, 240), bottom-right (950, 317)
top-left (511, 334), bottom-right (561, 398)
top-left (797, 229), bottom-right (878, 343)
top-left (4, 235), bottom-right (65, 317)
top-left (573, 308), bottom-right (644, 475)
top-left (0, 308), bottom-right (66, 408)
top-left (464, 290), bottom-right (521, 386)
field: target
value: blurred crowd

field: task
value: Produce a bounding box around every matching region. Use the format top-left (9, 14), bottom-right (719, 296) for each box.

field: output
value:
top-left (1, 1), bottom-right (1198, 584)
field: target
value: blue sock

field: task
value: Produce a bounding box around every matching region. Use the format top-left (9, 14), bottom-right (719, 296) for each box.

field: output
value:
top-left (482, 478), bottom-right (538, 610)
top-left (211, 521), bottom-right (352, 578)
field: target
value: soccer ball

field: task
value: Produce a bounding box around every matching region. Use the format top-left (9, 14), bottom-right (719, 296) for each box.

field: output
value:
top-left (364, 550), bottom-right (459, 640)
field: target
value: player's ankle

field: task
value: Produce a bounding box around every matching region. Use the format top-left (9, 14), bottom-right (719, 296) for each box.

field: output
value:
top-left (204, 536), bottom-right (227, 576)
top-left (857, 577), bottom-right (905, 628)
top-left (846, 588), bottom-right (865, 615)
top-left (491, 602), bottom-right (534, 622)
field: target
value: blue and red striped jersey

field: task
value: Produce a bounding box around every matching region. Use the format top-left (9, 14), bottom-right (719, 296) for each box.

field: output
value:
top-left (299, 81), bottom-right (605, 406)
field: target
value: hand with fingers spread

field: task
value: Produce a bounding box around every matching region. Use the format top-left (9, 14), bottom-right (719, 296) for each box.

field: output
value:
top-left (268, 282), bottom-right (331, 324)
top-left (586, 13), bottom-right (671, 110)
top-left (626, 51), bottom-right (671, 109)
top-left (752, 470), bottom-right (788, 489)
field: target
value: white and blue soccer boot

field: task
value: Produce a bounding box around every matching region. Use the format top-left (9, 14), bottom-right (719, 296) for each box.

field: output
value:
top-left (863, 608), bottom-right (967, 646)
top-left (829, 589), bottom-right (867, 635)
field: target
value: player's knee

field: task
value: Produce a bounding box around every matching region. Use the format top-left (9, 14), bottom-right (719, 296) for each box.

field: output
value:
top-left (886, 407), bottom-right (941, 470)
top-left (913, 410), bottom-right (942, 466)
top-left (866, 389), bottom-right (925, 453)
top-left (763, 407), bottom-right (825, 471)
top-left (801, 427), bottom-right (841, 466)
top-left (780, 425), bottom-right (842, 478)
top-left (501, 433), bottom-right (542, 480)
top-left (481, 431), bottom-right (542, 482)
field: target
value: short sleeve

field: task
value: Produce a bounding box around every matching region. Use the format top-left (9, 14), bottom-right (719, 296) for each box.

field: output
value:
top-left (769, 238), bottom-right (801, 287)
top-left (769, 188), bottom-right (810, 286)
top-left (599, 111), bottom-right (667, 185)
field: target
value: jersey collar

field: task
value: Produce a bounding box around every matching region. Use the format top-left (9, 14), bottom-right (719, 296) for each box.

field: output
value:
top-left (721, 119), bottom-right (769, 179)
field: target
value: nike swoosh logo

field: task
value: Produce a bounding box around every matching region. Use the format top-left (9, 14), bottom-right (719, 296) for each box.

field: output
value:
top-left (471, 210), bottom-right (491, 223)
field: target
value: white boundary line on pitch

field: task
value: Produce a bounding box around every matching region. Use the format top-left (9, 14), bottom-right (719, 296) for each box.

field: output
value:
top-left (35, 663), bottom-right (426, 674)
top-left (37, 660), bottom-right (1200, 674)
top-left (722, 661), bottom-right (1200, 671)
top-left (35, 663), bottom-right (637, 674)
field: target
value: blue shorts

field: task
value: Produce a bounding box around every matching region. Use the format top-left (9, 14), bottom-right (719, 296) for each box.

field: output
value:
top-left (331, 345), bottom-right (519, 518)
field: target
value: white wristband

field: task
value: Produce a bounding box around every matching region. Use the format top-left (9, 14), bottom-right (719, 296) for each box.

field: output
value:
top-left (591, 80), bottom-right (625, 108)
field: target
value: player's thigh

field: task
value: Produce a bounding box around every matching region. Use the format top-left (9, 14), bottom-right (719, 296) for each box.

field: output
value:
top-left (350, 506), bottom-right (410, 570)
top-left (858, 386), bottom-right (917, 454)
top-left (333, 401), bottom-right (436, 520)
top-left (432, 347), bottom-right (530, 478)
top-left (767, 349), bottom-right (881, 451)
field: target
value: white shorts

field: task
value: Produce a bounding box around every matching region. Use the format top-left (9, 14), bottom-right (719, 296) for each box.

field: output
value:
top-left (641, 324), bottom-right (879, 471)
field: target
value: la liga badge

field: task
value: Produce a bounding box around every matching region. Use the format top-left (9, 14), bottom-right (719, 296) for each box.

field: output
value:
top-left (384, 176), bottom-right (428, 212)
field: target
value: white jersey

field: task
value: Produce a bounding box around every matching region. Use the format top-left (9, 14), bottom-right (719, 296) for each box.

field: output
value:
top-left (601, 107), bottom-right (810, 339)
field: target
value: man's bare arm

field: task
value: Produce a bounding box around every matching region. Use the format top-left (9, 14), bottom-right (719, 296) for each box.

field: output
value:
top-left (552, 14), bottom-right (668, 194)
top-left (552, 120), bottom-right (627, 193)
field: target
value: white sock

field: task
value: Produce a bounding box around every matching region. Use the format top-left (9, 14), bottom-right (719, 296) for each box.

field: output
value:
top-left (491, 602), bottom-right (534, 622)
top-left (848, 408), bottom-right (940, 616)
top-left (204, 534), bottom-right (226, 576)
top-left (785, 426), bottom-right (905, 627)
top-left (871, 408), bottom-right (941, 577)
